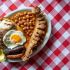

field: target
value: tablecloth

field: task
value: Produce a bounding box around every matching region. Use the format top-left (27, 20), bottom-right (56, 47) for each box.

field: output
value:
top-left (0, 0), bottom-right (70, 70)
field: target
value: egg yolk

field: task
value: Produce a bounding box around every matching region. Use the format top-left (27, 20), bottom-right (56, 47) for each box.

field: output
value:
top-left (10, 34), bottom-right (22, 43)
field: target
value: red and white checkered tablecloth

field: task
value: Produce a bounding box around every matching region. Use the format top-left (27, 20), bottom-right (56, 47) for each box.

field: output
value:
top-left (0, 0), bottom-right (70, 70)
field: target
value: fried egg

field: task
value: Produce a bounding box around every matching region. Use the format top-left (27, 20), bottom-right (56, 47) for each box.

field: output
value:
top-left (3, 30), bottom-right (26, 49)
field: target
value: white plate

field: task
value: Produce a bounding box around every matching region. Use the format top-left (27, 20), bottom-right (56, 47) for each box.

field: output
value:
top-left (5, 7), bottom-right (51, 62)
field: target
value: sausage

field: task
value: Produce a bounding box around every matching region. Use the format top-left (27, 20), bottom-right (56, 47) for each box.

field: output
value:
top-left (6, 53), bottom-right (23, 59)
top-left (5, 47), bottom-right (26, 59)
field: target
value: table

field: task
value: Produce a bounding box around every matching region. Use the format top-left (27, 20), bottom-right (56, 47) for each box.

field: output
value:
top-left (0, 0), bottom-right (70, 70)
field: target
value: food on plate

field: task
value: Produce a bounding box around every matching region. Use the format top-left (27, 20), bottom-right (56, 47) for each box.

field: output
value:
top-left (6, 53), bottom-right (23, 59)
top-left (3, 30), bottom-right (26, 49)
top-left (0, 7), bottom-right (48, 61)
top-left (5, 46), bottom-right (26, 59)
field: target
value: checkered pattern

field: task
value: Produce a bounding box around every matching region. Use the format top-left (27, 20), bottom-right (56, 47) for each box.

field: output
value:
top-left (0, 0), bottom-right (70, 70)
